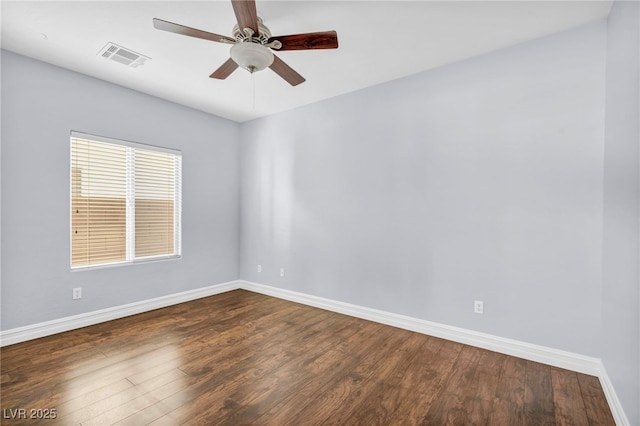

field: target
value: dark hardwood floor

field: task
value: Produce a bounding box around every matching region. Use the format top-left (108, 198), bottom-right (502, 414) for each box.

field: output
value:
top-left (1, 290), bottom-right (614, 425)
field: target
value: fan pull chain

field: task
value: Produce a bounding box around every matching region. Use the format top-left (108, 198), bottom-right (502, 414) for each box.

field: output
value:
top-left (252, 71), bottom-right (256, 110)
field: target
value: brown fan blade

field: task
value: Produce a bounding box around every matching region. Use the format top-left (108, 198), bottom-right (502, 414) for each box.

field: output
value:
top-left (210, 58), bottom-right (239, 80)
top-left (269, 31), bottom-right (338, 51)
top-left (231, 0), bottom-right (259, 34)
top-left (269, 55), bottom-right (305, 86)
top-left (153, 18), bottom-right (235, 44)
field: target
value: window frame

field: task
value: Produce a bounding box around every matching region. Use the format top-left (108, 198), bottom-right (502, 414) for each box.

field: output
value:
top-left (70, 131), bottom-right (182, 270)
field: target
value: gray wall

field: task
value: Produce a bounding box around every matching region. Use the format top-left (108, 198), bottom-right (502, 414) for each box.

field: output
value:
top-left (1, 50), bottom-right (240, 330)
top-left (239, 22), bottom-right (607, 357)
top-left (602, 1), bottom-right (640, 424)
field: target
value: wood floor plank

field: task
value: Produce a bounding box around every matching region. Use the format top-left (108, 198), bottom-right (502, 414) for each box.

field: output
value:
top-left (50, 381), bottom-right (150, 425)
top-left (496, 355), bottom-right (527, 401)
top-left (577, 374), bottom-right (616, 425)
top-left (551, 367), bottom-right (591, 426)
top-left (489, 398), bottom-right (525, 426)
top-left (488, 354), bottom-right (527, 426)
top-left (384, 338), bottom-right (461, 424)
top-left (0, 289), bottom-right (615, 426)
top-left (53, 379), bottom-right (135, 420)
top-left (284, 327), bottom-right (420, 424)
top-left (111, 401), bottom-right (167, 426)
top-left (326, 331), bottom-right (430, 425)
top-left (148, 306), bottom-right (348, 425)
top-left (314, 332), bottom-right (426, 424)
top-left (251, 322), bottom-right (391, 425)
top-left (475, 350), bottom-right (507, 399)
top-left (421, 345), bottom-right (483, 424)
top-left (212, 316), bottom-right (372, 424)
top-left (524, 360), bottom-right (555, 425)
top-left (0, 374), bottom-right (11, 385)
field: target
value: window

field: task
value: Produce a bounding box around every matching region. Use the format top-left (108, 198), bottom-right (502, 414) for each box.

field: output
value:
top-left (71, 132), bottom-right (181, 268)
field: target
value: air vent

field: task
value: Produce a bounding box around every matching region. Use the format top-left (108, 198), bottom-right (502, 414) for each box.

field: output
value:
top-left (98, 42), bottom-right (150, 68)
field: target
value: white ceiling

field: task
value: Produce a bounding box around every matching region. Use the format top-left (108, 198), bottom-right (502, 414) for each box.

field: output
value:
top-left (1, 1), bottom-right (612, 122)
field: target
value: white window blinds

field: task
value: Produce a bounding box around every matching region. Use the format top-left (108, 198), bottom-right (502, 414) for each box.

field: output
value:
top-left (71, 132), bottom-right (181, 268)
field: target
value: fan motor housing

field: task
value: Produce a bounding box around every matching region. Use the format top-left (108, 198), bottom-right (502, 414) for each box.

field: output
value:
top-left (232, 17), bottom-right (272, 44)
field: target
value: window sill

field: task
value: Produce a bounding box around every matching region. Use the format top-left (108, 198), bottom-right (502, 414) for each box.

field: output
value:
top-left (71, 255), bottom-right (181, 272)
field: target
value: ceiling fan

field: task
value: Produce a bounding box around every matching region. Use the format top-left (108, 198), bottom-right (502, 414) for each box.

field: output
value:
top-left (153, 0), bottom-right (339, 86)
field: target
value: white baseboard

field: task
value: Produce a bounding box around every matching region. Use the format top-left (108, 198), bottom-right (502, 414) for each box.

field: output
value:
top-left (1, 279), bottom-right (628, 424)
top-left (237, 280), bottom-right (601, 375)
top-left (0, 279), bottom-right (600, 373)
top-left (598, 364), bottom-right (632, 426)
top-left (238, 280), bottom-right (630, 425)
top-left (0, 280), bottom-right (239, 347)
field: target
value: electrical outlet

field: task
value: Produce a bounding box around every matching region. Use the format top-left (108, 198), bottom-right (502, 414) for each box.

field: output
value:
top-left (73, 288), bottom-right (82, 300)
top-left (474, 300), bottom-right (483, 314)
top-left (257, 264), bottom-right (262, 273)
top-left (280, 268), bottom-right (285, 277)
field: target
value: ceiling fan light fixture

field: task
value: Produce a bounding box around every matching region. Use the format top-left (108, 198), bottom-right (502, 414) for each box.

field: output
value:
top-left (230, 41), bottom-right (274, 73)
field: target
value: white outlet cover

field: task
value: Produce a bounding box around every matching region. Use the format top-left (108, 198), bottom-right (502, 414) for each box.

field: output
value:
top-left (280, 268), bottom-right (285, 277)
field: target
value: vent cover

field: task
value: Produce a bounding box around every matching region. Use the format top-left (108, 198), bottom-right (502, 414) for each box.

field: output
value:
top-left (98, 42), bottom-right (150, 68)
